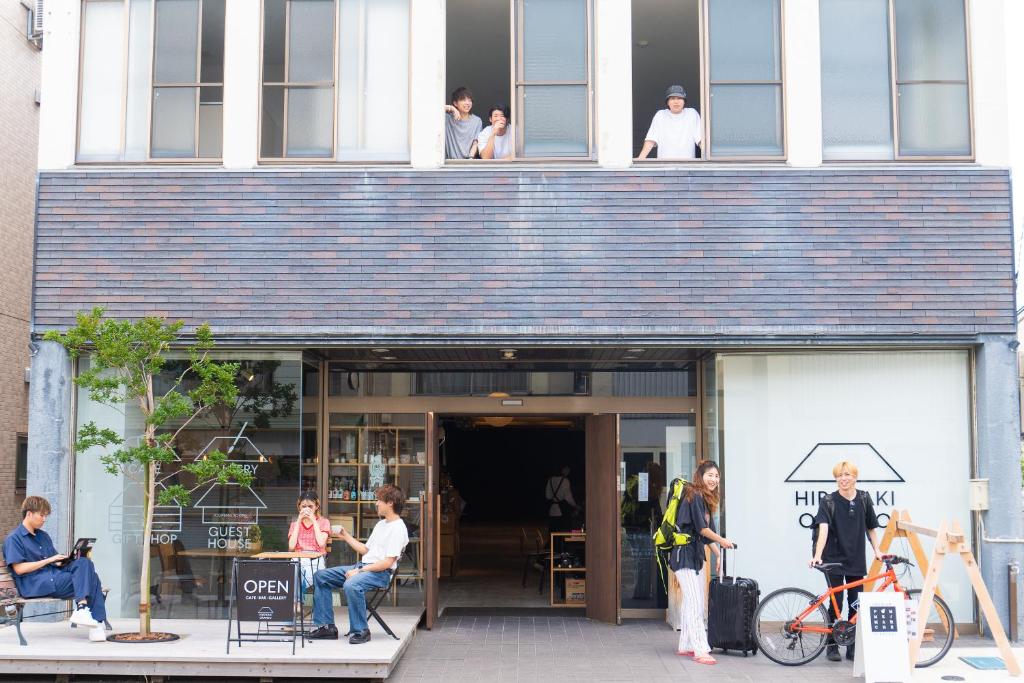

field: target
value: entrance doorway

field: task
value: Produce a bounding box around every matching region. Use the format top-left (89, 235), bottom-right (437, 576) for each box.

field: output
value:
top-left (437, 415), bottom-right (585, 611)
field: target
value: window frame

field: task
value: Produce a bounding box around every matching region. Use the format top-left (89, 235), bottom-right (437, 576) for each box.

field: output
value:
top-left (75, 0), bottom-right (226, 164)
top-left (820, 0), bottom-right (974, 162)
top-left (512, 0), bottom-right (596, 161)
top-left (16, 434), bottom-right (28, 493)
top-left (258, 0), bottom-right (339, 162)
top-left (632, 0), bottom-right (788, 164)
top-left (150, 0), bottom-right (226, 160)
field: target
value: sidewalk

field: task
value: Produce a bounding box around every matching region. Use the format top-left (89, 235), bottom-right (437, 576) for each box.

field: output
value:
top-left (387, 615), bottom-right (1023, 682)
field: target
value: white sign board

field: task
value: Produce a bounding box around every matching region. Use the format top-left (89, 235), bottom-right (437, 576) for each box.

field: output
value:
top-left (852, 591), bottom-right (912, 682)
top-left (721, 352), bottom-right (973, 618)
top-left (638, 472), bottom-right (649, 502)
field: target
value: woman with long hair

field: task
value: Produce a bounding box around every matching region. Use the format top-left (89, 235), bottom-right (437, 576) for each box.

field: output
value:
top-left (668, 460), bottom-right (734, 665)
top-left (288, 491), bottom-right (330, 590)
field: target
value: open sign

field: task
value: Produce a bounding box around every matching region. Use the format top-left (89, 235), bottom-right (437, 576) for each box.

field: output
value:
top-left (234, 560), bottom-right (297, 623)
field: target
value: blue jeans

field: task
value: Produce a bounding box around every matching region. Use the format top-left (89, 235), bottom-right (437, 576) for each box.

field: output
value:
top-left (49, 558), bottom-right (106, 622)
top-left (311, 563), bottom-right (391, 634)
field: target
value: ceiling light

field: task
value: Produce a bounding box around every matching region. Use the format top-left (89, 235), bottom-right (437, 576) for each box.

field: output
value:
top-left (627, 348), bottom-right (645, 354)
top-left (371, 348), bottom-right (390, 354)
top-left (382, 355), bottom-right (397, 360)
top-left (482, 416), bottom-right (515, 428)
top-left (501, 349), bottom-right (517, 360)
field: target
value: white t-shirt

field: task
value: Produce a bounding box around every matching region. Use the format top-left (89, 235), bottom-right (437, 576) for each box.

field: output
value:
top-left (545, 476), bottom-right (577, 517)
top-left (362, 517), bottom-right (409, 570)
top-left (477, 125), bottom-right (512, 160)
top-left (644, 108), bottom-right (702, 159)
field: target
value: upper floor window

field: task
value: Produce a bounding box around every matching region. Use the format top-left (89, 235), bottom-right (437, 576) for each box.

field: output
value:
top-left (259, 0), bottom-right (411, 161)
top-left (77, 0), bottom-right (226, 161)
top-left (445, 0), bottom-right (593, 161)
top-left (632, 0), bottom-right (784, 161)
top-left (820, 0), bottom-right (971, 160)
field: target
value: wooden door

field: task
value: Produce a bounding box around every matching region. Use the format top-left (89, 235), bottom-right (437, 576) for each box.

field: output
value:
top-left (585, 414), bottom-right (620, 624)
top-left (424, 412), bottom-right (440, 628)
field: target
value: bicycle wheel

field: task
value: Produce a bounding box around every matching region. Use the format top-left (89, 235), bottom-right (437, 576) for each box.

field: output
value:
top-left (755, 588), bottom-right (830, 666)
top-left (905, 589), bottom-right (955, 667)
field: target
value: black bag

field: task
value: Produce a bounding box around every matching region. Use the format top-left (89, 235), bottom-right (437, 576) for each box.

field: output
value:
top-left (707, 551), bottom-right (760, 656)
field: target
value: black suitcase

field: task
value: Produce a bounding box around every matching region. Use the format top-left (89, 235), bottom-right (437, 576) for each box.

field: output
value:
top-left (707, 551), bottom-right (760, 656)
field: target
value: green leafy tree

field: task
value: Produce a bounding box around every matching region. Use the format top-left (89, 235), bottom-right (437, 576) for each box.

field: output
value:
top-left (45, 307), bottom-right (253, 636)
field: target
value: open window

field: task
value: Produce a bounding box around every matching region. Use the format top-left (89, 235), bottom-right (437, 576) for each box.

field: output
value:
top-left (631, 0), bottom-right (703, 160)
top-left (445, 0), bottom-right (594, 161)
top-left (632, 0), bottom-right (785, 162)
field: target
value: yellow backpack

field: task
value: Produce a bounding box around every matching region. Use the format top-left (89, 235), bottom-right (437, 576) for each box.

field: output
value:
top-left (653, 477), bottom-right (690, 587)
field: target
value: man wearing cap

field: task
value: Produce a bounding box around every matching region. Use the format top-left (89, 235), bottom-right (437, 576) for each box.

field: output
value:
top-left (637, 85), bottom-right (702, 160)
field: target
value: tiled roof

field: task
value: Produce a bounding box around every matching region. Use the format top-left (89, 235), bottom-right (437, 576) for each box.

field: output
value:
top-left (32, 167), bottom-right (1015, 342)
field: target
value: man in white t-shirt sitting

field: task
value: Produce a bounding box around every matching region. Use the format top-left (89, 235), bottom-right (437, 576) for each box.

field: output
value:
top-left (308, 484), bottom-right (409, 644)
top-left (478, 103), bottom-right (512, 160)
top-left (637, 85), bottom-right (702, 160)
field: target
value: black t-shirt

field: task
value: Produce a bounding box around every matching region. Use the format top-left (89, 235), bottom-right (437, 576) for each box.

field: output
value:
top-left (814, 490), bottom-right (879, 576)
top-left (667, 489), bottom-right (716, 572)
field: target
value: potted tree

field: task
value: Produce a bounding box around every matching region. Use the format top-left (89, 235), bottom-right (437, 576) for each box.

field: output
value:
top-left (45, 307), bottom-right (253, 642)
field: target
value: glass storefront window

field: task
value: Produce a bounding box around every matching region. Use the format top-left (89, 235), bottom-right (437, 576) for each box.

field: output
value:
top-left (619, 414), bottom-right (697, 610)
top-left (73, 351), bottom-right (303, 619)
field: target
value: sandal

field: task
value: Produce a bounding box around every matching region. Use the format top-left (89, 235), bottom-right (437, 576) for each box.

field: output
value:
top-left (677, 650), bottom-right (694, 657)
top-left (693, 654), bottom-right (717, 665)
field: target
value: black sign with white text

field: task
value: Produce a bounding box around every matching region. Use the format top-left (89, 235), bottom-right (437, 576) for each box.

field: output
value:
top-left (234, 560), bottom-right (296, 622)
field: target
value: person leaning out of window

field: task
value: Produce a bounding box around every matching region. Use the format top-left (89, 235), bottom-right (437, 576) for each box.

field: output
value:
top-left (444, 87), bottom-right (482, 160)
top-left (637, 85), bottom-right (702, 160)
top-left (477, 104), bottom-right (512, 160)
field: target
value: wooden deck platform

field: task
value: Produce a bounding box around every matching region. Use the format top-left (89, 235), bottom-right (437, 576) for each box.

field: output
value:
top-left (0, 608), bottom-right (421, 680)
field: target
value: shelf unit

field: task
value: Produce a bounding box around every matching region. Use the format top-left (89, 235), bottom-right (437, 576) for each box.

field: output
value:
top-left (303, 423), bottom-right (426, 582)
top-left (550, 532), bottom-right (586, 607)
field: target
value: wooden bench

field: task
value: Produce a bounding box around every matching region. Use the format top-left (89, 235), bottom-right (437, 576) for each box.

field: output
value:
top-left (1, 563), bottom-right (112, 646)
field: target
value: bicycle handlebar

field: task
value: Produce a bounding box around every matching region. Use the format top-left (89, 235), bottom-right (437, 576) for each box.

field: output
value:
top-left (881, 554), bottom-right (914, 567)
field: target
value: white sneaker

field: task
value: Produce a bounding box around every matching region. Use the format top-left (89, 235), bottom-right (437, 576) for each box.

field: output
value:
top-left (69, 605), bottom-right (100, 628)
top-left (88, 626), bottom-right (107, 642)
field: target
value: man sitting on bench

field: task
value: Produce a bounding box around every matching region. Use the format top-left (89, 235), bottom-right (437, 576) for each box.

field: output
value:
top-left (307, 484), bottom-right (408, 644)
top-left (3, 496), bottom-right (108, 642)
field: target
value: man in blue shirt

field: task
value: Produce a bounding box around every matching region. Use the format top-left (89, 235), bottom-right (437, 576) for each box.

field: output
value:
top-left (3, 496), bottom-right (108, 642)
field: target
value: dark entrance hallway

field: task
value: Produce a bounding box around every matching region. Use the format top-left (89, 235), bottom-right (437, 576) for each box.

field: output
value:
top-left (438, 417), bottom-right (585, 610)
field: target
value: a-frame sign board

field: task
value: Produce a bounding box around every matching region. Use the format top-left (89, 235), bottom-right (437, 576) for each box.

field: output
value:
top-left (869, 510), bottom-right (1020, 676)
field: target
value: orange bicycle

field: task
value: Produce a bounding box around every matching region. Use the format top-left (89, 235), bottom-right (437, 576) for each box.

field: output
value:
top-left (753, 554), bottom-right (954, 667)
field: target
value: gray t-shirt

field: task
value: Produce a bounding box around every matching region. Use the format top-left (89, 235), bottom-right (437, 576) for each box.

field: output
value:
top-left (445, 113), bottom-right (483, 159)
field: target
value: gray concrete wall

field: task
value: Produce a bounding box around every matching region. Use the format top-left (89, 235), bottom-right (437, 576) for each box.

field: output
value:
top-left (975, 334), bottom-right (1024, 640)
top-left (25, 340), bottom-right (73, 553)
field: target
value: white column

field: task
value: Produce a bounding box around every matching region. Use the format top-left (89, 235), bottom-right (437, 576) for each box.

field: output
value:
top-left (782, 0), bottom-right (822, 167)
top-left (409, 0), bottom-right (445, 169)
top-left (222, 0), bottom-right (261, 168)
top-left (970, 0), bottom-right (1010, 167)
top-left (594, 0), bottom-right (632, 168)
top-left (37, 0), bottom-right (81, 170)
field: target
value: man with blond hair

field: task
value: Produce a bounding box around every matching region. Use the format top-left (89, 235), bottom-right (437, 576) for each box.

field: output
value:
top-left (809, 461), bottom-right (883, 662)
top-left (3, 496), bottom-right (108, 642)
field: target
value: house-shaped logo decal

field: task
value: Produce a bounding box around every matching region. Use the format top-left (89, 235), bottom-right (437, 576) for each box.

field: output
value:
top-left (785, 443), bottom-right (904, 483)
top-left (192, 436), bottom-right (268, 525)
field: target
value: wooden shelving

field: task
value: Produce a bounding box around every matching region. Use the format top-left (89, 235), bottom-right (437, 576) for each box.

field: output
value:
top-left (550, 532), bottom-right (586, 607)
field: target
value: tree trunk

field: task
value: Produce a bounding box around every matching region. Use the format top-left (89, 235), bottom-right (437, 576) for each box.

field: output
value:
top-left (138, 432), bottom-right (156, 635)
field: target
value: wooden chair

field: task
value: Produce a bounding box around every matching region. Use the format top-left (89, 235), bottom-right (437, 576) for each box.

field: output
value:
top-left (521, 528), bottom-right (547, 593)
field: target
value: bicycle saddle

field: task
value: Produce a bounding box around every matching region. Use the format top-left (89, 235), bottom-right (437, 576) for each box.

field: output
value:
top-left (813, 562), bottom-right (843, 573)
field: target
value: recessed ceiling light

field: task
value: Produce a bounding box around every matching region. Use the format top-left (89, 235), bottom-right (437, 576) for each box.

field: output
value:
top-left (627, 348), bottom-right (645, 354)
top-left (372, 348), bottom-right (390, 354)
top-left (501, 349), bottom-right (517, 360)
top-left (382, 355), bottom-right (397, 360)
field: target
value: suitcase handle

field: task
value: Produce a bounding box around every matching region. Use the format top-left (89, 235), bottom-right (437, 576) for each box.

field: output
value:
top-left (722, 545), bottom-right (737, 581)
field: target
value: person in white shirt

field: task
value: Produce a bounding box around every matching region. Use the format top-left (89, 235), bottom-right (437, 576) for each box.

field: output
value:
top-left (546, 465), bottom-right (579, 534)
top-left (308, 484), bottom-right (409, 644)
top-left (478, 104), bottom-right (512, 160)
top-left (637, 85), bottom-right (703, 160)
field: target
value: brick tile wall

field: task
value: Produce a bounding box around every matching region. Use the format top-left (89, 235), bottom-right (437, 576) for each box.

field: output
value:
top-left (33, 168), bottom-right (1015, 340)
top-left (0, 3), bottom-right (38, 539)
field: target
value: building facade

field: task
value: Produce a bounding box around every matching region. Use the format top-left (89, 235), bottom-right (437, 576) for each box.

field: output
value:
top-left (26, 0), bottom-right (1024, 634)
top-left (0, 2), bottom-right (41, 538)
